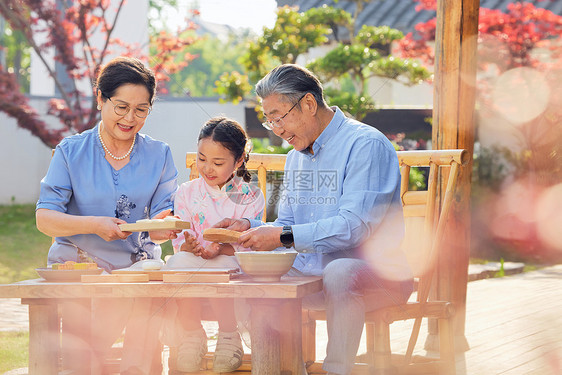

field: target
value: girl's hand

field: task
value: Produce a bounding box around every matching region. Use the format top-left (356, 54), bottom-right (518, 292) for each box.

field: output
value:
top-left (180, 234), bottom-right (204, 254)
top-left (94, 217), bottom-right (131, 241)
top-left (148, 210), bottom-right (182, 241)
top-left (149, 229), bottom-right (181, 242)
top-left (199, 242), bottom-right (221, 259)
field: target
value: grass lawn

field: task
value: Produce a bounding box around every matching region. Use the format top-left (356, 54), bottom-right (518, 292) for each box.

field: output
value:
top-left (0, 204), bottom-right (51, 284)
top-left (0, 331), bottom-right (28, 373)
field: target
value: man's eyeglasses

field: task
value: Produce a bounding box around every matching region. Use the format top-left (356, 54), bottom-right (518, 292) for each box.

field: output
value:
top-left (262, 93), bottom-right (307, 130)
top-left (102, 93), bottom-right (152, 118)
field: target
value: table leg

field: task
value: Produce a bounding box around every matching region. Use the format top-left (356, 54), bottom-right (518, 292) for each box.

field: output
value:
top-left (249, 298), bottom-right (305, 375)
top-left (23, 299), bottom-right (59, 375)
top-left (249, 299), bottom-right (280, 375)
top-left (61, 299), bottom-right (92, 373)
top-left (279, 299), bottom-right (305, 374)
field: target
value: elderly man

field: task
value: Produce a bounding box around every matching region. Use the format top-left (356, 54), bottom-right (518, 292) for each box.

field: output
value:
top-left (216, 64), bottom-right (413, 375)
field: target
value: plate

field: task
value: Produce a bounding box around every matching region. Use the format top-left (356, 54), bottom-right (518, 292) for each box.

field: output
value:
top-left (36, 267), bottom-right (104, 282)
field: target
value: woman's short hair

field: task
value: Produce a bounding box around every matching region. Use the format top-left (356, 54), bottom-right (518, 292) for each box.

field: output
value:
top-left (255, 64), bottom-right (326, 108)
top-left (95, 57), bottom-right (156, 104)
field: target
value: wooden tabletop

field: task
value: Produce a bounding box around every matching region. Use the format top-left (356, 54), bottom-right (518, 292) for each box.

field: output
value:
top-left (0, 276), bottom-right (323, 300)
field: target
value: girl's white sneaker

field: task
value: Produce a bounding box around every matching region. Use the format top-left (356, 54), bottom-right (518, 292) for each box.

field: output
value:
top-left (176, 328), bottom-right (208, 372)
top-left (212, 330), bottom-right (243, 372)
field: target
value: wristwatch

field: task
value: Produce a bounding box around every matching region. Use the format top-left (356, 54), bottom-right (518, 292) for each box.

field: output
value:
top-left (280, 225), bottom-right (294, 248)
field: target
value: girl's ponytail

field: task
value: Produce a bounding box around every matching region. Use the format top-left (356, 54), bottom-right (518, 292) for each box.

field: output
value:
top-left (236, 141), bottom-right (252, 182)
top-left (236, 162), bottom-right (251, 182)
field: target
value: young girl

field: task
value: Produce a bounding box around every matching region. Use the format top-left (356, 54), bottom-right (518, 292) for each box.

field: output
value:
top-left (167, 117), bottom-right (264, 373)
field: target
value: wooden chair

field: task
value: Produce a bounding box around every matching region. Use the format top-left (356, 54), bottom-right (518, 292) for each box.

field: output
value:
top-left (302, 149), bottom-right (467, 375)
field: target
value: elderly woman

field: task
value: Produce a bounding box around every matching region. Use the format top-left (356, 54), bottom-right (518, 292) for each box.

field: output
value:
top-left (36, 56), bottom-right (178, 374)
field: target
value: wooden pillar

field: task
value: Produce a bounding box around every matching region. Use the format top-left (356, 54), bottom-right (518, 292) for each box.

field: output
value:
top-left (428, 0), bottom-right (479, 352)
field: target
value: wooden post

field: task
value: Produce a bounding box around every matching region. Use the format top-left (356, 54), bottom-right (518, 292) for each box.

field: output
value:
top-left (428, 0), bottom-right (479, 352)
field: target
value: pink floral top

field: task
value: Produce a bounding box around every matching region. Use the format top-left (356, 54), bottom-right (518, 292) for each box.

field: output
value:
top-left (172, 176), bottom-right (265, 251)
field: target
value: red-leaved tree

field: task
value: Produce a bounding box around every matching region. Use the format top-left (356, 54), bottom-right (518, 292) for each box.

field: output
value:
top-left (400, 0), bottom-right (562, 70)
top-left (0, 0), bottom-right (197, 148)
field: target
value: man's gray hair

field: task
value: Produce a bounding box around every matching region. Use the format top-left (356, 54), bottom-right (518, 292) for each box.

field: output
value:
top-left (255, 64), bottom-right (327, 108)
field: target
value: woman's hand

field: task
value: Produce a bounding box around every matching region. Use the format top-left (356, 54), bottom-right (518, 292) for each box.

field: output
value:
top-left (238, 226), bottom-right (283, 251)
top-left (180, 233), bottom-right (204, 254)
top-left (213, 218), bottom-right (250, 232)
top-left (199, 242), bottom-right (221, 259)
top-left (148, 209), bottom-right (182, 242)
top-left (94, 217), bottom-right (131, 241)
top-left (36, 209), bottom-right (132, 240)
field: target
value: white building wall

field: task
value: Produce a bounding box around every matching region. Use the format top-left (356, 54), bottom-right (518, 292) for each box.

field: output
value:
top-left (0, 98), bottom-right (245, 204)
top-left (143, 98), bottom-right (247, 183)
top-left (29, 29), bottom-right (55, 96)
top-left (0, 99), bottom-right (53, 204)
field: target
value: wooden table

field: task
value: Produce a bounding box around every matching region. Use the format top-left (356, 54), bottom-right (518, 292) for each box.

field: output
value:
top-left (0, 275), bottom-right (322, 375)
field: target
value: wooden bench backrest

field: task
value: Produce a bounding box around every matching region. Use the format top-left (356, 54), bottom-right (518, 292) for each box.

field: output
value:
top-left (186, 149), bottom-right (467, 288)
top-left (396, 150), bottom-right (466, 304)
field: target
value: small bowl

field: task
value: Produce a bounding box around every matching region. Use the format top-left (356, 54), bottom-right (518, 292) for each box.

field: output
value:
top-left (235, 251), bottom-right (297, 282)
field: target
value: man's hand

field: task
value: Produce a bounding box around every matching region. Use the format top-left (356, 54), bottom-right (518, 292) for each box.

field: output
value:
top-left (238, 226), bottom-right (283, 251)
top-left (213, 218), bottom-right (251, 232)
top-left (148, 209), bottom-right (182, 241)
top-left (94, 217), bottom-right (131, 241)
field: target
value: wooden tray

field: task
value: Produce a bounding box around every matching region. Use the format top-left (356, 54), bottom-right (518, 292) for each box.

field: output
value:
top-left (163, 273), bottom-right (231, 283)
top-left (202, 228), bottom-right (242, 243)
top-left (119, 219), bottom-right (190, 232)
top-left (112, 267), bottom-right (238, 281)
top-left (81, 274), bottom-right (149, 283)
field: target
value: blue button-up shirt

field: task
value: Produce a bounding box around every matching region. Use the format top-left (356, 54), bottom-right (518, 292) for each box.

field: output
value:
top-left (249, 107), bottom-right (408, 277)
top-left (37, 124), bottom-right (178, 271)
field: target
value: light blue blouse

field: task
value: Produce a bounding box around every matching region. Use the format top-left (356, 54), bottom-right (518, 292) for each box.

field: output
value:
top-left (37, 123), bottom-right (178, 271)
top-left (249, 107), bottom-right (408, 277)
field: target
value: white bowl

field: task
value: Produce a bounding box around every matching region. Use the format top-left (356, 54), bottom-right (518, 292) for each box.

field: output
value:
top-left (235, 251), bottom-right (297, 282)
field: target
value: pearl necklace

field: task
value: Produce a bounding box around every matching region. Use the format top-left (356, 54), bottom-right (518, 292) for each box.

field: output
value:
top-left (98, 123), bottom-right (135, 161)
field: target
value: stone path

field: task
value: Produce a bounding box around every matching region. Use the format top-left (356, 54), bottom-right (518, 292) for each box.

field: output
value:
top-left (0, 298), bottom-right (28, 332)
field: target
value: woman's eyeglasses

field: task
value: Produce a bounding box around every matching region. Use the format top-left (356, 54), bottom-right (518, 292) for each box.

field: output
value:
top-left (102, 93), bottom-right (152, 118)
top-left (262, 93), bottom-right (307, 130)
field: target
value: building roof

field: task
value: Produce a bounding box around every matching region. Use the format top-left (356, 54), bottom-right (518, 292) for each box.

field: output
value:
top-left (276, 0), bottom-right (562, 34)
top-left (191, 17), bottom-right (254, 41)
